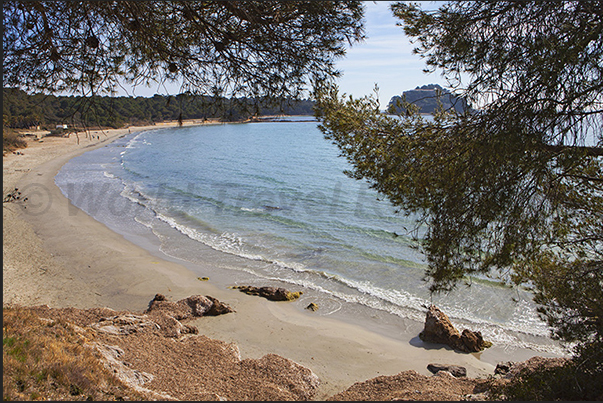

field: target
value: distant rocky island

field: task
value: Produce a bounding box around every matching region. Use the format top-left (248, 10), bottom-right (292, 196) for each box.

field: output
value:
top-left (387, 84), bottom-right (470, 114)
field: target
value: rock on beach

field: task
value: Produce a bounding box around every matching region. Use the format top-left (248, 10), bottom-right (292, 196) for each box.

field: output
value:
top-left (419, 305), bottom-right (492, 353)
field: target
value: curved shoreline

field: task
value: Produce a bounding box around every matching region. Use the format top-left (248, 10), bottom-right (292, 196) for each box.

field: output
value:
top-left (3, 124), bottom-right (565, 399)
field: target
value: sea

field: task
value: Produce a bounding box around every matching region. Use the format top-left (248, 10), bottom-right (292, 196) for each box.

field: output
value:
top-left (55, 116), bottom-right (566, 356)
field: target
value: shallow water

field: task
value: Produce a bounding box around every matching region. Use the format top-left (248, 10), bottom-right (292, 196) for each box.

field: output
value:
top-left (55, 118), bottom-right (565, 355)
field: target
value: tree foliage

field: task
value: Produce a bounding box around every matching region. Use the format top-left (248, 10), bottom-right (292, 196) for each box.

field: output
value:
top-left (315, 0), bottom-right (603, 378)
top-left (3, 1), bottom-right (364, 100)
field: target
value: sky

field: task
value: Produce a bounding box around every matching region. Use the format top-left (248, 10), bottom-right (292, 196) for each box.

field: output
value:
top-left (334, 1), bottom-right (446, 108)
top-left (121, 1), bottom-right (446, 109)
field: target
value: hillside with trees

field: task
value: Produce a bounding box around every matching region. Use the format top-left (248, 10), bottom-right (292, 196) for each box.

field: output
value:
top-left (2, 88), bottom-right (315, 130)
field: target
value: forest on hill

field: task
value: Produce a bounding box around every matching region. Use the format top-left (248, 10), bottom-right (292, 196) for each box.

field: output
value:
top-left (2, 88), bottom-right (315, 130)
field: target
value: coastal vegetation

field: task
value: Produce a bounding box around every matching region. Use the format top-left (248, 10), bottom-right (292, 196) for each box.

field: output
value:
top-left (316, 1), bottom-right (602, 399)
top-left (2, 306), bottom-right (150, 401)
top-left (2, 88), bottom-right (315, 129)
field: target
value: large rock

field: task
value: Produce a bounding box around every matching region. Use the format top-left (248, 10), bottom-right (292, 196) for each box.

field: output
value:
top-left (419, 305), bottom-right (462, 346)
top-left (419, 305), bottom-right (491, 353)
top-left (91, 343), bottom-right (155, 388)
top-left (230, 285), bottom-right (303, 301)
top-left (142, 294), bottom-right (234, 337)
top-left (91, 314), bottom-right (160, 335)
top-left (146, 293), bottom-right (235, 319)
top-left (460, 328), bottom-right (488, 353)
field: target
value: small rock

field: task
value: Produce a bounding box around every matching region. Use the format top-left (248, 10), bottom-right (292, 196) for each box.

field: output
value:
top-left (464, 392), bottom-right (490, 401)
top-left (181, 324), bottom-right (199, 334)
top-left (231, 285), bottom-right (303, 301)
top-left (182, 295), bottom-right (215, 317)
top-left (306, 303), bottom-right (319, 311)
top-left (205, 295), bottom-right (235, 316)
top-left (427, 363), bottom-right (467, 378)
top-left (494, 361), bottom-right (515, 375)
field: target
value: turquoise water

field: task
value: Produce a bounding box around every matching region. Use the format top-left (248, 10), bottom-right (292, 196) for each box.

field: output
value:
top-left (55, 118), bottom-right (563, 354)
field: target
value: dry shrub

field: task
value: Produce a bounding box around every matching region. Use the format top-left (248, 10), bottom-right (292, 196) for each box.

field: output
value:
top-left (2, 306), bottom-right (149, 401)
top-left (3, 127), bottom-right (28, 153)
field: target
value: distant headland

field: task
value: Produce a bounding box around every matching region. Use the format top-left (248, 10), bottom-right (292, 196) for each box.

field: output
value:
top-left (387, 84), bottom-right (470, 114)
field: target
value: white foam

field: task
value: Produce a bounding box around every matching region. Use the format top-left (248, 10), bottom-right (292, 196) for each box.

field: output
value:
top-left (272, 259), bottom-right (307, 273)
top-left (154, 212), bottom-right (265, 261)
top-left (240, 207), bottom-right (263, 213)
top-left (125, 131), bottom-right (146, 149)
top-left (133, 216), bottom-right (154, 230)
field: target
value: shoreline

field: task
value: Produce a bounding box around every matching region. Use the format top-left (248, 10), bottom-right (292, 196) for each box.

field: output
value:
top-left (3, 122), bottom-right (566, 399)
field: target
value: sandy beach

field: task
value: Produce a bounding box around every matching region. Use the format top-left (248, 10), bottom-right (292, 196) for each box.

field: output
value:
top-left (3, 122), bottom-right (564, 399)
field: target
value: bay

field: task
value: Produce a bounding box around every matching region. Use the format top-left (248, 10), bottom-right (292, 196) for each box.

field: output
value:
top-left (55, 117), bottom-right (563, 354)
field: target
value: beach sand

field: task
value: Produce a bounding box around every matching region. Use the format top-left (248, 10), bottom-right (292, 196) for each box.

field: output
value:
top-left (3, 122), bottom-right (563, 399)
